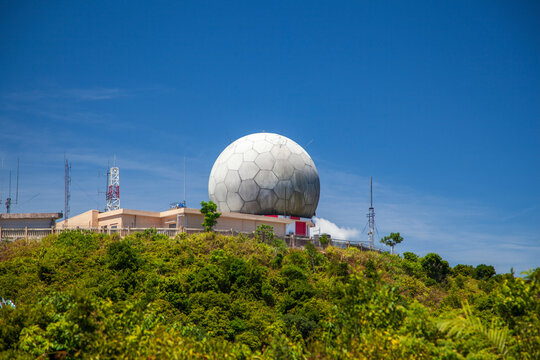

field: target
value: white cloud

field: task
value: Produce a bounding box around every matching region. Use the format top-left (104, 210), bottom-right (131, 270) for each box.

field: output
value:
top-left (311, 217), bottom-right (360, 240)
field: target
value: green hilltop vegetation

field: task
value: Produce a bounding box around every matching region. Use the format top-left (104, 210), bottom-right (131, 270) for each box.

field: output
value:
top-left (0, 229), bottom-right (538, 359)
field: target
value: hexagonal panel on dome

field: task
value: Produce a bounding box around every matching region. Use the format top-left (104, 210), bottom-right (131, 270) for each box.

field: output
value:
top-left (213, 163), bottom-right (228, 183)
top-left (227, 153), bottom-right (243, 170)
top-left (253, 140), bottom-right (273, 153)
top-left (224, 170), bottom-right (241, 192)
top-left (239, 161), bottom-right (259, 180)
top-left (273, 159), bottom-right (294, 179)
top-left (254, 152), bottom-right (274, 170)
top-left (257, 189), bottom-right (278, 213)
top-left (274, 179), bottom-right (293, 199)
top-left (243, 149), bottom-right (258, 162)
top-left (288, 153), bottom-right (305, 170)
top-left (227, 192), bottom-right (244, 212)
top-left (242, 200), bottom-right (261, 214)
top-left (213, 183), bottom-right (228, 202)
top-left (235, 139), bottom-right (253, 153)
top-left (238, 179), bottom-right (259, 202)
top-left (208, 132), bottom-right (320, 218)
top-left (270, 145), bottom-right (291, 160)
top-left (255, 170), bottom-right (279, 189)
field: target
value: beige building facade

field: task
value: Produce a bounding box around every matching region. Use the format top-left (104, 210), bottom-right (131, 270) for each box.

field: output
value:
top-left (55, 207), bottom-right (311, 237)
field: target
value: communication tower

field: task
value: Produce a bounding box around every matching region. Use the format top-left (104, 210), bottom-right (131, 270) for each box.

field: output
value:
top-left (367, 176), bottom-right (375, 249)
top-left (106, 160), bottom-right (120, 211)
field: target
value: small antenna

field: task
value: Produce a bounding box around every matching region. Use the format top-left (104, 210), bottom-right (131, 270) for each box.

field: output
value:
top-left (370, 176), bottom-right (373, 208)
top-left (367, 176), bottom-right (375, 249)
top-left (1, 160), bottom-right (21, 213)
top-left (0, 159), bottom-right (3, 203)
top-left (64, 156), bottom-right (71, 222)
top-left (6, 170), bottom-right (12, 213)
top-left (15, 158), bottom-right (19, 204)
top-left (184, 156), bottom-right (186, 206)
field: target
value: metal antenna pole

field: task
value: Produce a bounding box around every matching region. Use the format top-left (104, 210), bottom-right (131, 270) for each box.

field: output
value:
top-left (105, 161), bottom-right (110, 211)
top-left (184, 156), bottom-right (186, 207)
top-left (1, 159), bottom-right (3, 204)
top-left (15, 158), bottom-right (19, 204)
top-left (64, 157), bottom-right (71, 223)
top-left (367, 176), bottom-right (375, 249)
top-left (6, 170), bottom-right (11, 213)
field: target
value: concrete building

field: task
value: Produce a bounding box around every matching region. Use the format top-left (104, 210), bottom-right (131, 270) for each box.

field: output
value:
top-left (56, 207), bottom-right (313, 237)
top-left (0, 212), bottom-right (63, 229)
top-left (55, 133), bottom-right (319, 238)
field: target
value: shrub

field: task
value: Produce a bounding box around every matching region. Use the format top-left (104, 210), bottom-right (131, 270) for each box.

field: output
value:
top-left (106, 239), bottom-right (142, 271)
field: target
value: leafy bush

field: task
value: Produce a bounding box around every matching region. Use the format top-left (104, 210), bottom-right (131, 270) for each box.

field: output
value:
top-left (106, 238), bottom-right (142, 271)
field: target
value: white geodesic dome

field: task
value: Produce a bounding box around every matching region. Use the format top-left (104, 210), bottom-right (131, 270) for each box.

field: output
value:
top-left (208, 133), bottom-right (320, 218)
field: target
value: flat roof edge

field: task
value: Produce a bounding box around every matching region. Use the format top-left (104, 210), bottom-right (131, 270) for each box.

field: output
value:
top-left (0, 212), bottom-right (63, 220)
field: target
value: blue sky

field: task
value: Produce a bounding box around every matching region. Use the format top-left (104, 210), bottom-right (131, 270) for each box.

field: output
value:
top-left (0, 1), bottom-right (538, 274)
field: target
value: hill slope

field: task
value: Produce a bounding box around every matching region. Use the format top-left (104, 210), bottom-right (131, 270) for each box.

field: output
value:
top-left (0, 230), bottom-right (538, 359)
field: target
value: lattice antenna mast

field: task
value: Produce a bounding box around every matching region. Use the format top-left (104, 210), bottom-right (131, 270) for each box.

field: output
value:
top-left (106, 157), bottom-right (120, 211)
top-left (367, 176), bottom-right (375, 249)
top-left (64, 157), bottom-right (71, 222)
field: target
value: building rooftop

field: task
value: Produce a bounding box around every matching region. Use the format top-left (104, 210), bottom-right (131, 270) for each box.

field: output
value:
top-left (0, 212), bottom-right (63, 220)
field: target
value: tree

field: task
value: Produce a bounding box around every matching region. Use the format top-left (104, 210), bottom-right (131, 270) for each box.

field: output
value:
top-left (402, 252), bottom-right (418, 262)
top-left (200, 201), bottom-right (221, 232)
top-left (380, 232), bottom-right (404, 254)
top-left (453, 264), bottom-right (475, 277)
top-left (305, 242), bottom-right (317, 273)
top-left (319, 233), bottom-right (330, 247)
top-left (255, 224), bottom-right (275, 243)
top-left (474, 264), bottom-right (496, 280)
top-left (421, 252), bottom-right (450, 283)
